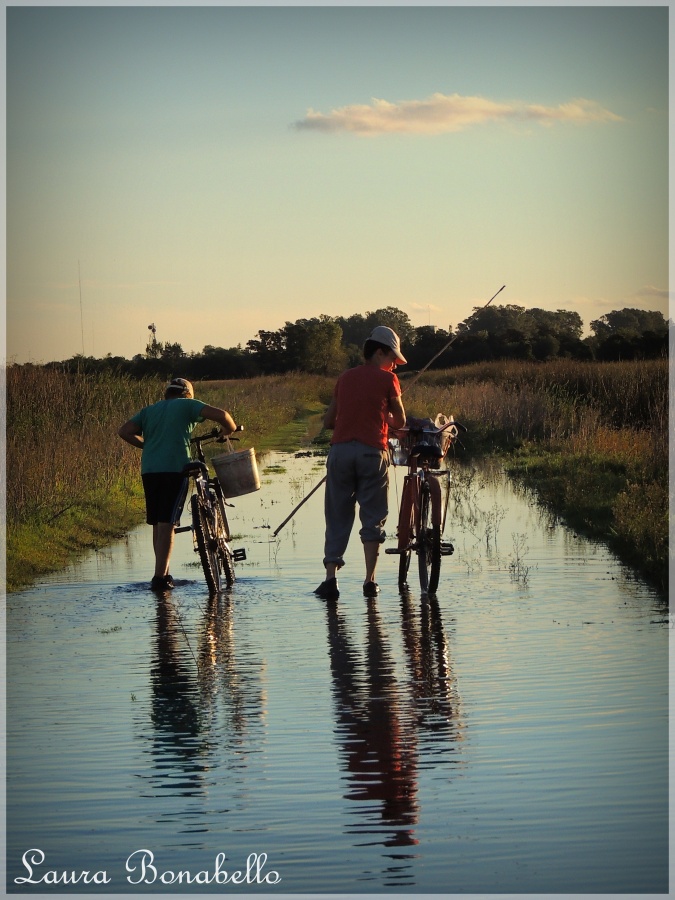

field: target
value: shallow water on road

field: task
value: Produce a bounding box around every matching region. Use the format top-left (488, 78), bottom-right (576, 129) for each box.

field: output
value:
top-left (6, 453), bottom-right (669, 894)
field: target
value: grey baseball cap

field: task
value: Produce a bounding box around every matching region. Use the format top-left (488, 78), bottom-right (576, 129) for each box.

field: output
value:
top-left (368, 326), bottom-right (407, 364)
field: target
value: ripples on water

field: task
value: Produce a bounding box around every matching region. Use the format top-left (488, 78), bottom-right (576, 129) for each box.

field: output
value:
top-left (6, 454), bottom-right (669, 894)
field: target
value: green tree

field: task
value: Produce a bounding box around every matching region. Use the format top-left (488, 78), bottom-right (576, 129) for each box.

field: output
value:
top-left (284, 316), bottom-right (347, 375)
top-left (246, 329), bottom-right (287, 374)
top-left (590, 308), bottom-right (667, 341)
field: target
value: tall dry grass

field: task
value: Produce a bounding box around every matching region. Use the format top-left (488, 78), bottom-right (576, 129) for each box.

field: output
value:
top-left (401, 358), bottom-right (669, 589)
top-left (6, 367), bottom-right (333, 528)
top-left (7, 366), bottom-right (163, 526)
top-left (403, 359), bottom-right (668, 473)
top-left (6, 360), bottom-right (668, 591)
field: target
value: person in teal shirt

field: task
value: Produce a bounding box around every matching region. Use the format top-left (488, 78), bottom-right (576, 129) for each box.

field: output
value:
top-left (118, 377), bottom-right (237, 591)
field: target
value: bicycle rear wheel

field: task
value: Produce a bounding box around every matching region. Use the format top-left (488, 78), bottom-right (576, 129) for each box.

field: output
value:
top-left (417, 479), bottom-right (442, 595)
top-left (397, 476), bottom-right (417, 588)
top-left (192, 494), bottom-right (224, 594)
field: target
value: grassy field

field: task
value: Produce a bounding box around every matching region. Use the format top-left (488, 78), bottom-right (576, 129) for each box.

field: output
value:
top-left (5, 367), bottom-right (333, 591)
top-left (5, 360), bottom-right (669, 594)
top-left (398, 358), bottom-right (669, 592)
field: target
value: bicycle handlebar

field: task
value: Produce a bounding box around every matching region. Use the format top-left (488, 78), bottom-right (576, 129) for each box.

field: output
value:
top-left (190, 425), bottom-right (244, 444)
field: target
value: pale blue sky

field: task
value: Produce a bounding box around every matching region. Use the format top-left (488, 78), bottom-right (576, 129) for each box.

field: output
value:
top-left (6, 5), bottom-right (670, 363)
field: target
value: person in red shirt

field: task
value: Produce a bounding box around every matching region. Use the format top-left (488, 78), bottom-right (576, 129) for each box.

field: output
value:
top-left (315, 326), bottom-right (407, 600)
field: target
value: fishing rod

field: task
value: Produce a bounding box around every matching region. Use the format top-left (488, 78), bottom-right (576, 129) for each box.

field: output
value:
top-left (402, 284), bottom-right (505, 391)
top-left (272, 285), bottom-right (506, 537)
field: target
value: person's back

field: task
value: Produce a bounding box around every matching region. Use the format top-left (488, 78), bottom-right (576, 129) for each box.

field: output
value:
top-left (132, 397), bottom-right (207, 474)
top-left (330, 365), bottom-right (400, 451)
top-left (315, 326), bottom-right (407, 601)
top-left (118, 377), bottom-right (238, 592)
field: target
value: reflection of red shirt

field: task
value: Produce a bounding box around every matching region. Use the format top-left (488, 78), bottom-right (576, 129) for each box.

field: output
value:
top-left (331, 365), bottom-right (401, 451)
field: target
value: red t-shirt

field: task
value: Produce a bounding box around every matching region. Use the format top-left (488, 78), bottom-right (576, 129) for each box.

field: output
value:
top-left (330, 365), bottom-right (401, 451)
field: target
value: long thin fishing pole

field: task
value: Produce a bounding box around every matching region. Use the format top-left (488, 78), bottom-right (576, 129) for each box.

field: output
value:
top-left (403, 284), bottom-right (505, 391)
top-left (272, 285), bottom-right (505, 537)
top-left (272, 474), bottom-right (327, 537)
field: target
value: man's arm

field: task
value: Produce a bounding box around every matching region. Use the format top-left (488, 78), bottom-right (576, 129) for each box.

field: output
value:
top-left (323, 396), bottom-right (337, 430)
top-left (118, 419), bottom-right (144, 449)
top-left (200, 404), bottom-right (237, 436)
top-left (387, 395), bottom-right (406, 431)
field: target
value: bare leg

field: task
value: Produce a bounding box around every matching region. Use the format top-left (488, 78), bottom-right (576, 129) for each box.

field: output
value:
top-left (363, 541), bottom-right (380, 584)
top-left (152, 522), bottom-right (175, 577)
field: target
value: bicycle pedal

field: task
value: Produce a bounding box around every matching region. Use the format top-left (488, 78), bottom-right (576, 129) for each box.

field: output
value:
top-left (174, 525), bottom-right (192, 534)
top-left (440, 542), bottom-right (455, 556)
top-left (233, 548), bottom-right (247, 561)
top-left (385, 547), bottom-right (405, 555)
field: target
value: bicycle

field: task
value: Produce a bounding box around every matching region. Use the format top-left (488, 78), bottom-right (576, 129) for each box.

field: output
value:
top-left (171, 427), bottom-right (247, 594)
top-left (385, 416), bottom-right (466, 595)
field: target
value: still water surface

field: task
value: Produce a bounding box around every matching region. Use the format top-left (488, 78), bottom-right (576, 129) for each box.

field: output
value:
top-left (6, 453), bottom-right (669, 894)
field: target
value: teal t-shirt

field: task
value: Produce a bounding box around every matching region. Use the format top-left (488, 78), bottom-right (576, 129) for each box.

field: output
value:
top-left (131, 398), bottom-right (206, 474)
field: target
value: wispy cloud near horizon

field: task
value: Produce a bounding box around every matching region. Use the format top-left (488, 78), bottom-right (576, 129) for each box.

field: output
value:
top-left (293, 92), bottom-right (623, 136)
top-left (635, 285), bottom-right (670, 301)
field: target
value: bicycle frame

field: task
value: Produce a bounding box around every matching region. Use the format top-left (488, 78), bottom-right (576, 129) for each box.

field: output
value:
top-left (387, 420), bottom-right (465, 595)
top-left (172, 429), bottom-right (245, 593)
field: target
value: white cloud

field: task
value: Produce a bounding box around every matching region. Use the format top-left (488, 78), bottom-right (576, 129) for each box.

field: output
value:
top-left (293, 92), bottom-right (623, 136)
top-left (635, 285), bottom-right (670, 300)
top-left (410, 302), bottom-right (442, 312)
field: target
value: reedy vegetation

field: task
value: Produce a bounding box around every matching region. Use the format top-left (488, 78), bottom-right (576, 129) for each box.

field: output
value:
top-left (6, 367), bottom-right (331, 590)
top-left (401, 358), bottom-right (668, 590)
top-left (6, 359), bottom-right (668, 593)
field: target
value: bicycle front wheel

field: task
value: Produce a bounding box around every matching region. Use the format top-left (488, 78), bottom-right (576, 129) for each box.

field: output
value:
top-left (397, 475), bottom-right (417, 588)
top-left (417, 479), bottom-right (442, 595)
top-left (212, 483), bottom-right (235, 586)
top-left (191, 494), bottom-right (223, 594)
top-left (213, 491), bottom-right (235, 586)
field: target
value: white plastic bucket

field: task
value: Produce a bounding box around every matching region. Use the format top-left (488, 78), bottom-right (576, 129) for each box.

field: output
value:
top-left (212, 447), bottom-right (261, 497)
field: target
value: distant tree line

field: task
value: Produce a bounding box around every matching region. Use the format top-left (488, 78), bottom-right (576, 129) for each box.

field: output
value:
top-left (37, 304), bottom-right (669, 379)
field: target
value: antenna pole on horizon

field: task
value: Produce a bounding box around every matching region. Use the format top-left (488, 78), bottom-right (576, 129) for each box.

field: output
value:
top-left (78, 261), bottom-right (85, 356)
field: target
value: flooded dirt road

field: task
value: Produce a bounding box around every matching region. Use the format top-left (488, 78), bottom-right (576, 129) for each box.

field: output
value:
top-left (6, 453), bottom-right (669, 894)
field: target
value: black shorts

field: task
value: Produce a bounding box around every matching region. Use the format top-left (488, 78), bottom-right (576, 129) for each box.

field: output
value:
top-left (142, 472), bottom-right (187, 525)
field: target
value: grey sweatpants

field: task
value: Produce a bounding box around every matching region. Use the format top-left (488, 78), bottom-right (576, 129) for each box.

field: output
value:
top-left (323, 440), bottom-right (390, 569)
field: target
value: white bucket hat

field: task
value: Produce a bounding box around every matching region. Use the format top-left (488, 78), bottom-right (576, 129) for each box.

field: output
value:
top-left (368, 326), bottom-right (407, 364)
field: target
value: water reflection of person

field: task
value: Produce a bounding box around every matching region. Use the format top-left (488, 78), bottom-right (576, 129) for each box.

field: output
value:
top-left (146, 594), bottom-right (266, 799)
top-left (323, 599), bottom-right (420, 856)
top-left (147, 595), bottom-right (208, 793)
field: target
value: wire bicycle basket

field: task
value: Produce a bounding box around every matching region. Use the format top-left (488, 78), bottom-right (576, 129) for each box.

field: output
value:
top-left (389, 414), bottom-right (458, 466)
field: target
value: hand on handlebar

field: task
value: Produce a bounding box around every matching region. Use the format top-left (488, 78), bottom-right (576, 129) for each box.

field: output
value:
top-left (216, 424), bottom-right (244, 442)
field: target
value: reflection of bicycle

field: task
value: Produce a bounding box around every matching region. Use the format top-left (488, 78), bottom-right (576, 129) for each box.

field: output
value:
top-left (386, 416), bottom-right (466, 595)
top-left (172, 428), bottom-right (247, 594)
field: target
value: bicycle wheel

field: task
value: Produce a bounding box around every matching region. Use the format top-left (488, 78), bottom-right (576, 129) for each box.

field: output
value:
top-left (417, 479), bottom-right (442, 595)
top-left (191, 494), bottom-right (222, 594)
top-left (212, 489), bottom-right (235, 586)
top-left (397, 476), bottom-right (417, 587)
top-left (212, 481), bottom-right (232, 541)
